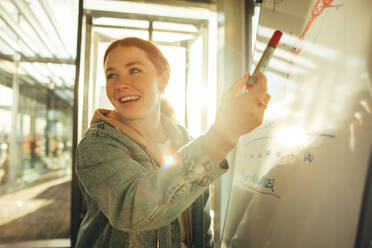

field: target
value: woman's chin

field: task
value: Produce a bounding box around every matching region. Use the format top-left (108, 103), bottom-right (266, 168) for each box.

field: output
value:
top-left (115, 108), bottom-right (146, 122)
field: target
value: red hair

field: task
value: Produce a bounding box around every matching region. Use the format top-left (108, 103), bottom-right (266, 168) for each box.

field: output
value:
top-left (103, 37), bottom-right (170, 75)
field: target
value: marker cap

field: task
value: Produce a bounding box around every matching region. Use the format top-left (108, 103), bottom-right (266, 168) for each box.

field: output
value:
top-left (268, 30), bottom-right (283, 48)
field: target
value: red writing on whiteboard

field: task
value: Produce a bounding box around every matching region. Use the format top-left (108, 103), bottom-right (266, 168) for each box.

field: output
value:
top-left (292, 0), bottom-right (335, 55)
top-left (286, 0), bottom-right (336, 78)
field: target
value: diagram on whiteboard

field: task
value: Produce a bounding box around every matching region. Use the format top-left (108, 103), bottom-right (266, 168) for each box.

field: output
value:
top-left (236, 124), bottom-right (336, 199)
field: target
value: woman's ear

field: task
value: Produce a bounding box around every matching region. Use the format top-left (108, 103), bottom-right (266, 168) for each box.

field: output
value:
top-left (159, 71), bottom-right (169, 93)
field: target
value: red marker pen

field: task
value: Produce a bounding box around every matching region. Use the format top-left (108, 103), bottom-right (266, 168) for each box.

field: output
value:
top-left (246, 30), bottom-right (282, 89)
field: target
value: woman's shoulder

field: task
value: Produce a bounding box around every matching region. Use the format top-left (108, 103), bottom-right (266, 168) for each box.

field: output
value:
top-left (79, 121), bottom-right (134, 150)
top-left (76, 122), bottom-right (131, 168)
top-left (82, 121), bottom-right (121, 140)
top-left (78, 121), bottom-right (147, 157)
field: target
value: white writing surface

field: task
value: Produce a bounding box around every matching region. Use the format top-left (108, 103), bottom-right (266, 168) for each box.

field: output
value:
top-left (221, 0), bottom-right (372, 247)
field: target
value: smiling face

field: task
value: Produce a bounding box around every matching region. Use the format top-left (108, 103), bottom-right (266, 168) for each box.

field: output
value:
top-left (104, 46), bottom-right (168, 122)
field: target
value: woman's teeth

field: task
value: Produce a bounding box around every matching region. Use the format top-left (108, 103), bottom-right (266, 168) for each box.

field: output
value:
top-left (120, 96), bottom-right (140, 103)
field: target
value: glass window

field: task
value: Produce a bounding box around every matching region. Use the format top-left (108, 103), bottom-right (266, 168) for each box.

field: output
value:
top-left (20, 62), bottom-right (49, 84)
top-left (60, 64), bottom-right (76, 88)
top-left (84, 0), bottom-right (211, 20)
top-left (47, 0), bottom-right (77, 57)
top-left (153, 31), bottom-right (195, 43)
top-left (153, 21), bottom-right (198, 33)
top-left (93, 17), bottom-right (149, 29)
top-left (17, 39), bottom-right (37, 57)
top-left (0, 19), bottom-right (18, 41)
top-left (0, 39), bottom-right (15, 55)
top-left (94, 27), bottom-right (149, 40)
top-left (19, 17), bottom-right (53, 58)
top-left (95, 42), bottom-right (112, 109)
top-left (0, 64), bottom-right (74, 243)
top-left (0, 0), bottom-right (19, 21)
top-left (187, 36), bottom-right (203, 137)
top-left (27, 0), bottom-right (68, 58)
top-left (0, 0), bottom-right (76, 245)
top-left (159, 45), bottom-right (186, 125)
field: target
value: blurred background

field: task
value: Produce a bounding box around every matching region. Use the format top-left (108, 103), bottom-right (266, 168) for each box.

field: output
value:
top-left (0, 0), bottom-right (252, 247)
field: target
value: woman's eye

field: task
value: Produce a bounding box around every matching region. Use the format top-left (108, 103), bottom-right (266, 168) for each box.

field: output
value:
top-left (129, 68), bottom-right (140, 74)
top-left (106, 73), bottom-right (116, 80)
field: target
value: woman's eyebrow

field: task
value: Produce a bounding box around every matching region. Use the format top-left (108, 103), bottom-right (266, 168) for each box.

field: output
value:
top-left (105, 61), bottom-right (143, 73)
top-left (125, 61), bottom-right (144, 67)
top-left (105, 67), bottom-right (115, 73)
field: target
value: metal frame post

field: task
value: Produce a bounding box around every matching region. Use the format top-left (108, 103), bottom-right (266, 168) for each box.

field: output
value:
top-left (71, 0), bottom-right (84, 246)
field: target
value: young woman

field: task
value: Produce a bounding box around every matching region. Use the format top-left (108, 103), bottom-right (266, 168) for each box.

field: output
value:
top-left (75, 37), bottom-right (270, 248)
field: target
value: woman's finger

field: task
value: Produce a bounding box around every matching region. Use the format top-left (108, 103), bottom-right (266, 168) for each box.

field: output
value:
top-left (256, 93), bottom-right (270, 111)
top-left (262, 93), bottom-right (271, 104)
top-left (224, 73), bottom-right (250, 99)
top-left (249, 72), bottom-right (267, 96)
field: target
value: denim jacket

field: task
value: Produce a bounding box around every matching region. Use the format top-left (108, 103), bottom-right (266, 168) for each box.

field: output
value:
top-left (75, 109), bottom-right (228, 247)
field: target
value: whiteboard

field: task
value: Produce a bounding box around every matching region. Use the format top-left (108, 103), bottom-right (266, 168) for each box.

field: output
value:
top-left (221, 0), bottom-right (372, 247)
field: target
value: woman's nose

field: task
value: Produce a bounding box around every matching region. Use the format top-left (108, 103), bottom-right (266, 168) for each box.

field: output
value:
top-left (116, 76), bottom-right (131, 90)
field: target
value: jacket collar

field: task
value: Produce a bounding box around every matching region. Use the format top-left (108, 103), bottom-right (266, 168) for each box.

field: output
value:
top-left (90, 108), bottom-right (188, 152)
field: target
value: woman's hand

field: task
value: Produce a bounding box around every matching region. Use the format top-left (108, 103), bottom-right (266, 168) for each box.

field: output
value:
top-left (213, 72), bottom-right (271, 144)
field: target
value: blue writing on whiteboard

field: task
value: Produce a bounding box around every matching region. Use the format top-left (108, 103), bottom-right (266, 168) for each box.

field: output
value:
top-left (304, 152), bottom-right (314, 163)
top-left (241, 172), bottom-right (280, 198)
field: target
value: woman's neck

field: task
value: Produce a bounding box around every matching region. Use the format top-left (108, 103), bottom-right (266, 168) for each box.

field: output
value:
top-left (116, 109), bottom-right (167, 144)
